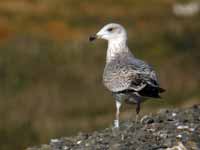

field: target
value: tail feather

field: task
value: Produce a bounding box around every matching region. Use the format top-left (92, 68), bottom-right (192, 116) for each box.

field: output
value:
top-left (138, 84), bottom-right (165, 98)
top-left (158, 87), bottom-right (166, 93)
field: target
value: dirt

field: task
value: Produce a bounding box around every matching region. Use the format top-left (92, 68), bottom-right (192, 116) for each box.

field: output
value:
top-left (27, 105), bottom-right (200, 150)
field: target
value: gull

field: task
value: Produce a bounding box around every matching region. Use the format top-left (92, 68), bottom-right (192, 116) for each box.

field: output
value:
top-left (89, 23), bottom-right (165, 128)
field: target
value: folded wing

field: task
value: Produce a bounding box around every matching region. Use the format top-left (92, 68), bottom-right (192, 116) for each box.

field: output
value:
top-left (103, 54), bottom-right (165, 98)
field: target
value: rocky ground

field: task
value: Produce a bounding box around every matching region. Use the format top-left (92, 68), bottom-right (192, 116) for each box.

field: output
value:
top-left (27, 105), bottom-right (200, 150)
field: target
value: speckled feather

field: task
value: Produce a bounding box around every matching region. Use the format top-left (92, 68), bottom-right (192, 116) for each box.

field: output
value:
top-left (90, 23), bottom-right (165, 128)
top-left (92, 23), bottom-right (165, 101)
top-left (103, 51), bottom-right (159, 93)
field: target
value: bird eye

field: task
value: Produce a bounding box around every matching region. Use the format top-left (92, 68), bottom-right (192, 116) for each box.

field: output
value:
top-left (107, 28), bottom-right (113, 32)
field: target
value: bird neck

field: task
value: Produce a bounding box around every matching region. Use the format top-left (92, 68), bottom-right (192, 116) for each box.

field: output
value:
top-left (106, 39), bottom-right (130, 63)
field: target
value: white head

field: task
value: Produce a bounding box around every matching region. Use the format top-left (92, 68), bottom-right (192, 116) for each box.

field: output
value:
top-left (90, 23), bottom-right (130, 63)
top-left (89, 23), bottom-right (128, 43)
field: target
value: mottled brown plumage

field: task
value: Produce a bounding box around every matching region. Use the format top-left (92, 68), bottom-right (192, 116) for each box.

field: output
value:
top-left (90, 23), bottom-right (165, 128)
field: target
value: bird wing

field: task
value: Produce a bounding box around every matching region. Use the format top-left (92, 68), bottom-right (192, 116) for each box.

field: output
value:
top-left (127, 57), bottom-right (160, 91)
top-left (103, 56), bottom-right (159, 92)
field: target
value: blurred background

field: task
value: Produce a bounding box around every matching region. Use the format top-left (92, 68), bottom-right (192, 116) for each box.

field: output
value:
top-left (0, 0), bottom-right (199, 149)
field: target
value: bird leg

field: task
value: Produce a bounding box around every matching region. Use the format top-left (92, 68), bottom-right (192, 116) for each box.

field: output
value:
top-left (114, 100), bottom-right (121, 128)
top-left (135, 101), bottom-right (141, 123)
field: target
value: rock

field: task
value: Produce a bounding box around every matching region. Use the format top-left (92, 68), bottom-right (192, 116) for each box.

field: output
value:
top-left (166, 142), bottom-right (187, 150)
top-left (26, 105), bottom-right (200, 150)
top-left (141, 115), bottom-right (154, 124)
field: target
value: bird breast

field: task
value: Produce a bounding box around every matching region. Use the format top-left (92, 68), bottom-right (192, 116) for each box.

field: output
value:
top-left (103, 61), bottom-right (137, 92)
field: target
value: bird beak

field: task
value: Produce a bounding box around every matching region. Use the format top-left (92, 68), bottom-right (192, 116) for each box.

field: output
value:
top-left (89, 35), bottom-right (97, 42)
top-left (89, 31), bottom-right (103, 42)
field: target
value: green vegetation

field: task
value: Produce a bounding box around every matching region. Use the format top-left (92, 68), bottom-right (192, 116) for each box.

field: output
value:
top-left (0, 0), bottom-right (199, 150)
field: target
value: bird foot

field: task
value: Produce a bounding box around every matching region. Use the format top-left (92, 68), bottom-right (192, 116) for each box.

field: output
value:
top-left (135, 114), bottom-right (140, 123)
top-left (113, 119), bottom-right (119, 128)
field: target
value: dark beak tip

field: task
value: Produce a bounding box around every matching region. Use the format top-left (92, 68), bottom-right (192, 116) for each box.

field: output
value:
top-left (89, 36), bottom-right (96, 42)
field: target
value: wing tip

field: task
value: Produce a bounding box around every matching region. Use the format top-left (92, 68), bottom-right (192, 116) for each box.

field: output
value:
top-left (159, 87), bottom-right (166, 93)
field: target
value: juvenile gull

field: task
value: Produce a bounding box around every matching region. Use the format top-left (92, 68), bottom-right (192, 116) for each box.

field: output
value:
top-left (89, 23), bottom-right (165, 128)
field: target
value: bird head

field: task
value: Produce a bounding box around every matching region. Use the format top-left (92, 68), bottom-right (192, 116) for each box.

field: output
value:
top-left (89, 23), bottom-right (127, 43)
